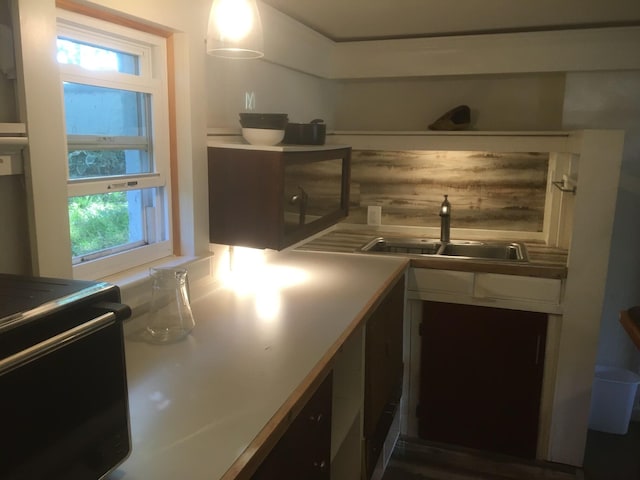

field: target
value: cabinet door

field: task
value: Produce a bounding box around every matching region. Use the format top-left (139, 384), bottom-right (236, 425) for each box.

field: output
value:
top-left (364, 277), bottom-right (405, 478)
top-left (251, 372), bottom-right (332, 480)
top-left (283, 157), bottom-right (346, 233)
top-left (208, 148), bottom-right (283, 249)
top-left (418, 301), bottom-right (546, 459)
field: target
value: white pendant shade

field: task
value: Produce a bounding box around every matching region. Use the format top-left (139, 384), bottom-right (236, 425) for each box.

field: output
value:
top-left (206, 0), bottom-right (264, 59)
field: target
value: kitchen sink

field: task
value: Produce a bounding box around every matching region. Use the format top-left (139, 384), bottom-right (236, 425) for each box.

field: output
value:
top-left (359, 237), bottom-right (529, 262)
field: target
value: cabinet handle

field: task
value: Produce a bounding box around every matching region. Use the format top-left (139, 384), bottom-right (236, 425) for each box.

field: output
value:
top-left (313, 460), bottom-right (327, 472)
top-left (309, 412), bottom-right (324, 424)
top-left (535, 334), bottom-right (542, 366)
top-left (289, 186), bottom-right (308, 225)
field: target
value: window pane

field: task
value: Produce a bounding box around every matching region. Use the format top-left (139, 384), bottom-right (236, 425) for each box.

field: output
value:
top-left (68, 149), bottom-right (150, 179)
top-left (57, 38), bottom-right (138, 74)
top-left (63, 83), bottom-right (149, 137)
top-left (69, 189), bottom-right (160, 261)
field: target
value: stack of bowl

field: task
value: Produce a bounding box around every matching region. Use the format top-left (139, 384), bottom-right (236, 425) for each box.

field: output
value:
top-left (239, 113), bottom-right (288, 146)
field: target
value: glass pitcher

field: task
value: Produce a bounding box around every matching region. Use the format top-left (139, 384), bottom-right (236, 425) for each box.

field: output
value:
top-left (145, 267), bottom-right (195, 344)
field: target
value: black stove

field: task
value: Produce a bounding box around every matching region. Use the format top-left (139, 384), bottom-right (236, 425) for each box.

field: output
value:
top-left (0, 273), bottom-right (132, 480)
top-left (0, 273), bottom-right (111, 323)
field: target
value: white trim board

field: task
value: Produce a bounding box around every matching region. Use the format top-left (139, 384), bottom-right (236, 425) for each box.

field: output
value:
top-left (259, 5), bottom-right (640, 80)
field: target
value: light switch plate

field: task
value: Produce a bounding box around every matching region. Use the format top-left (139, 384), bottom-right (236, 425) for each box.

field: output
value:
top-left (367, 205), bottom-right (382, 226)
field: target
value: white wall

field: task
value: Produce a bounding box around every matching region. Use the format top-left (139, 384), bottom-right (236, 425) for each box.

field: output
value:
top-left (0, 175), bottom-right (30, 273)
top-left (335, 73), bottom-right (566, 131)
top-left (206, 58), bottom-right (337, 129)
top-left (0, 1), bottom-right (28, 274)
top-left (563, 71), bottom-right (640, 373)
top-left (0, 73), bottom-right (15, 122)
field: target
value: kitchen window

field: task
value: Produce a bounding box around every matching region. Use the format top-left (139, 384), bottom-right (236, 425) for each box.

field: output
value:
top-left (57, 10), bottom-right (172, 279)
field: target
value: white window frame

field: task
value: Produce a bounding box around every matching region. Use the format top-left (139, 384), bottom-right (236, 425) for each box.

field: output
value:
top-left (56, 9), bottom-right (173, 280)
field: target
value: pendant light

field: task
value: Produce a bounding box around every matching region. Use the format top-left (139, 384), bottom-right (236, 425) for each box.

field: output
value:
top-left (206, 0), bottom-right (264, 59)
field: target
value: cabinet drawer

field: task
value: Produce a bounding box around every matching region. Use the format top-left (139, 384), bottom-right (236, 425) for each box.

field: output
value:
top-left (475, 273), bottom-right (562, 305)
top-left (251, 372), bottom-right (332, 480)
top-left (408, 269), bottom-right (474, 296)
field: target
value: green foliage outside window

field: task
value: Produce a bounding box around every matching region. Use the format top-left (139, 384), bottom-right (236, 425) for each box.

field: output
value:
top-left (68, 150), bottom-right (126, 179)
top-left (69, 192), bottom-right (130, 258)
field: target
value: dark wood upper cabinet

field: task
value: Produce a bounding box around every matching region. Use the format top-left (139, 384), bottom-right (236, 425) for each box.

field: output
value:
top-left (208, 145), bottom-right (351, 250)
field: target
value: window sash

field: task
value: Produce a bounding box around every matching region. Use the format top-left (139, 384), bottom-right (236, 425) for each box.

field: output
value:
top-left (60, 67), bottom-right (161, 93)
top-left (67, 172), bottom-right (165, 196)
top-left (57, 20), bottom-right (153, 78)
top-left (69, 186), bottom-right (167, 264)
top-left (67, 134), bottom-right (150, 150)
top-left (72, 240), bottom-right (173, 279)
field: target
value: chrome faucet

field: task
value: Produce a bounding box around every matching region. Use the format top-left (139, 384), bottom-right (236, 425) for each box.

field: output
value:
top-left (439, 195), bottom-right (451, 243)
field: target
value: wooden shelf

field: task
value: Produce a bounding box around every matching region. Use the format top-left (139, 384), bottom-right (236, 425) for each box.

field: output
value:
top-left (0, 123), bottom-right (28, 157)
top-left (207, 140), bottom-right (349, 152)
top-left (207, 129), bottom-right (578, 153)
top-left (0, 122), bottom-right (26, 135)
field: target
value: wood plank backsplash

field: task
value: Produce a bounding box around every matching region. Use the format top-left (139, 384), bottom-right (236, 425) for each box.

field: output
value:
top-left (346, 150), bottom-right (549, 232)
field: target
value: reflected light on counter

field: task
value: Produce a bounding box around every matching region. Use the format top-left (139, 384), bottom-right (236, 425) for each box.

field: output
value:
top-left (219, 246), bottom-right (308, 323)
top-left (255, 287), bottom-right (281, 321)
top-left (220, 246), bottom-right (309, 301)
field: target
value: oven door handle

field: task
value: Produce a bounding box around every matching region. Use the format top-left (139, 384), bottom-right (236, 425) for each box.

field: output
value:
top-left (0, 310), bottom-right (117, 375)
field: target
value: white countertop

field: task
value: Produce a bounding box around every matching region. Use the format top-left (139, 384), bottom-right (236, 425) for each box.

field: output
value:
top-left (115, 250), bottom-right (408, 480)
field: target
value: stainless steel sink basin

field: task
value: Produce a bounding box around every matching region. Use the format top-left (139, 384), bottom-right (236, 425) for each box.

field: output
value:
top-left (359, 237), bottom-right (529, 262)
top-left (439, 242), bottom-right (526, 261)
top-left (361, 237), bottom-right (442, 255)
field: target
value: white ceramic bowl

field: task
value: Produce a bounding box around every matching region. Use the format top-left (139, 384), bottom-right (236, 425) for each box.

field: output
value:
top-left (242, 128), bottom-right (285, 146)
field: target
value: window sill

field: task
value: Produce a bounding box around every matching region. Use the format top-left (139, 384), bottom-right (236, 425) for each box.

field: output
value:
top-left (101, 254), bottom-right (214, 317)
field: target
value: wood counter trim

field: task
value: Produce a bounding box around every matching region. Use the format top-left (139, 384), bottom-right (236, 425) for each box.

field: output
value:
top-left (220, 260), bottom-right (409, 480)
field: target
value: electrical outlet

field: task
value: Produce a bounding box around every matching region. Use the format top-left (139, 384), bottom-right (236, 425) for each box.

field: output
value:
top-left (367, 205), bottom-right (382, 226)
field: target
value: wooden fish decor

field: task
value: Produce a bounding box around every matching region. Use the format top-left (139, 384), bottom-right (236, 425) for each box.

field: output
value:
top-left (428, 105), bottom-right (471, 131)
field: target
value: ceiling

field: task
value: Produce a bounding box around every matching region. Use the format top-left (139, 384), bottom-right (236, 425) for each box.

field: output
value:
top-left (261, 0), bottom-right (640, 42)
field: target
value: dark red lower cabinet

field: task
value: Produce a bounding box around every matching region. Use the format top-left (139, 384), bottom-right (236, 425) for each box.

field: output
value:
top-left (418, 301), bottom-right (547, 459)
top-left (364, 277), bottom-right (405, 478)
top-left (251, 372), bottom-right (332, 480)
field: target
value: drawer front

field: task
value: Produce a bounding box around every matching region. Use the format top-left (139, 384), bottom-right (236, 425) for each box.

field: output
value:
top-left (475, 273), bottom-right (562, 305)
top-left (408, 269), bottom-right (474, 296)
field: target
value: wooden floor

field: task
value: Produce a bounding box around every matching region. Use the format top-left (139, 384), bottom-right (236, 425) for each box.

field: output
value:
top-left (382, 422), bottom-right (640, 480)
top-left (583, 421), bottom-right (640, 480)
top-left (382, 438), bottom-right (579, 480)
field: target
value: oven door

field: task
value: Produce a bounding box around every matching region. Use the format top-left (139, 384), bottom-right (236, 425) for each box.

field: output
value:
top-left (0, 303), bottom-right (131, 480)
